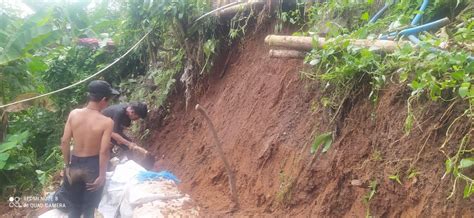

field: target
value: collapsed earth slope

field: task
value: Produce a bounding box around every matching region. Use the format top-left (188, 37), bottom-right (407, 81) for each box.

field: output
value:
top-left (147, 24), bottom-right (474, 216)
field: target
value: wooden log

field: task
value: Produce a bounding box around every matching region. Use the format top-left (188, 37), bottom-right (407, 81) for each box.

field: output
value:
top-left (265, 35), bottom-right (313, 51)
top-left (265, 35), bottom-right (410, 53)
top-left (269, 49), bottom-right (306, 59)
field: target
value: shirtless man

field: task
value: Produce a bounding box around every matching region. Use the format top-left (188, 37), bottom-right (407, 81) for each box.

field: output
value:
top-left (60, 80), bottom-right (119, 218)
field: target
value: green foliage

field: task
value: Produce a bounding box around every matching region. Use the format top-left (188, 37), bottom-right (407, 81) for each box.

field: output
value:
top-left (396, 46), bottom-right (473, 102)
top-left (310, 132), bottom-right (333, 154)
top-left (300, 0), bottom-right (474, 200)
top-left (0, 9), bottom-right (59, 66)
top-left (404, 96), bottom-right (416, 134)
top-left (117, 0), bottom-right (218, 110)
top-left (274, 0), bottom-right (306, 32)
top-left (443, 133), bottom-right (473, 199)
top-left (363, 179), bottom-right (378, 217)
top-left (0, 0), bottom-right (114, 105)
top-left (0, 131), bottom-right (30, 169)
top-left (407, 168), bottom-right (421, 180)
top-left (0, 130), bottom-right (61, 197)
top-left (305, 37), bottom-right (384, 99)
top-left (453, 18), bottom-right (474, 43)
top-left (303, 0), bottom-right (378, 37)
top-left (201, 39), bottom-right (217, 75)
top-left (121, 66), bottom-right (179, 108)
top-left (229, 4), bottom-right (255, 40)
top-left (1, 0), bottom-right (220, 197)
top-left (363, 179), bottom-right (378, 203)
top-left (1, 46), bottom-right (102, 196)
top-left (0, 0), bottom-right (122, 197)
top-left (44, 45), bottom-right (118, 114)
top-left (388, 173), bottom-right (402, 185)
top-left (459, 157), bottom-right (474, 169)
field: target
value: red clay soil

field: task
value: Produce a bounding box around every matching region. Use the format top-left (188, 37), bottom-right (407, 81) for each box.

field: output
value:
top-left (147, 24), bottom-right (474, 216)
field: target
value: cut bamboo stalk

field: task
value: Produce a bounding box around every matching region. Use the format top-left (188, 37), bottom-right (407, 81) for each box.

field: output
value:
top-left (265, 35), bottom-right (410, 53)
top-left (269, 49), bottom-right (306, 59)
top-left (265, 35), bottom-right (313, 51)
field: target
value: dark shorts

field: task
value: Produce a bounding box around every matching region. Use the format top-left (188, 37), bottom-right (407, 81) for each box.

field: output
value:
top-left (52, 155), bottom-right (104, 218)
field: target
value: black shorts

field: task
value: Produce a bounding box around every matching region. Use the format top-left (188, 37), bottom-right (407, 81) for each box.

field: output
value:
top-left (53, 155), bottom-right (104, 218)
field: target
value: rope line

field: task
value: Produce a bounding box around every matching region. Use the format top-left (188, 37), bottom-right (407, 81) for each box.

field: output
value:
top-left (0, 30), bottom-right (152, 109)
top-left (1, 0), bottom-right (244, 110)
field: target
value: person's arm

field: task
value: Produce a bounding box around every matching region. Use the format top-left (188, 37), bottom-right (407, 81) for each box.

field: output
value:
top-left (60, 112), bottom-right (73, 166)
top-left (110, 112), bottom-right (136, 148)
top-left (86, 118), bottom-right (113, 191)
top-left (99, 119), bottom-right (113, 177)
top-left (111, 132), bottom-right (134, 147)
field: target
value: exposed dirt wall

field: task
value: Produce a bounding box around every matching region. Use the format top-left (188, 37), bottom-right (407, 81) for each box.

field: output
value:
top-left (148, 24), bottom-right (474, 216)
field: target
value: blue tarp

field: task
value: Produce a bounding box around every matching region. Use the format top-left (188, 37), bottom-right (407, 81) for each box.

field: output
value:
top-left (136, 171), bottom-right (181, 184)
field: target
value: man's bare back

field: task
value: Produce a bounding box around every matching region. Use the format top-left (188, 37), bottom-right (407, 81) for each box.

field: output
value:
top-left (63, 108), bottom-right (114, 157)
top-left (57, 80), bottom-right (118, 217)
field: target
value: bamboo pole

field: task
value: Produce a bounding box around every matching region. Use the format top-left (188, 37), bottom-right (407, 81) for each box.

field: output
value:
top-left (265, 35), bottom-right (313, 51)
top-left (269, 49), bottom-right (306, 59)
top-left (265, 35), bottom-right (410, 53)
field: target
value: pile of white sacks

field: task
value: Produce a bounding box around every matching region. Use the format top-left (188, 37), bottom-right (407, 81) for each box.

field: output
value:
top-left (40, 160), bottom-right (199, 218)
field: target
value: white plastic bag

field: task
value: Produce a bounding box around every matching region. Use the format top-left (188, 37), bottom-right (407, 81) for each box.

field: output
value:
top-left (98, 160), bottom-right (145, 218)
top-left (38, 209), bottom-right (68, 218)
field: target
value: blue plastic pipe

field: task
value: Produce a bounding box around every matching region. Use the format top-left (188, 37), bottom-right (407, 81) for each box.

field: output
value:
top-left (379, 32), bottom-right (397, 40)
top-left (369, 1), bottom-right (397, 24)
top-left (369, 3), bottom-right (390, 24)
top-left (399, 17), bottom-right (450, 36)
top-left (411, 0), bottom-right (430, 26)
top-left (379, 17), bottom-right (449, 39)
top-left (407, 35), bottom-right (421, 44)
top-left (381, 0), bottom-right (473, 61)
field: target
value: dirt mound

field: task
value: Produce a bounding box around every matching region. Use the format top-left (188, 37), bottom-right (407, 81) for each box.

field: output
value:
top-left (148, 24), bottom-right (474, 216)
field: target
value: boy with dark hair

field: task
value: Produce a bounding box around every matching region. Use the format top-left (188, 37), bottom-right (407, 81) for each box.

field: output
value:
top-left (59, 80), bottom-right (119, 218)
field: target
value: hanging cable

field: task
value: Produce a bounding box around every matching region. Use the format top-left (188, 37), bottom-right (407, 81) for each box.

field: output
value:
top-left (0, 30), bottom-right (152, 109)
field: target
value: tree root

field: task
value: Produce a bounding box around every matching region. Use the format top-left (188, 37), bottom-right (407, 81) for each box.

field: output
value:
top-left (195, 104), bottom-right (239, 212)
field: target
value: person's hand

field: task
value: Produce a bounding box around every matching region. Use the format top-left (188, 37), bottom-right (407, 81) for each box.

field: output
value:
top-left (128, 142), bottom-right (138, 150)
top-left (64, 166), bottom-right (72, 184)
top-left (86, 176), bottom-right (105, 191)
top-left (135, 146), bottom-right (149, 160)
